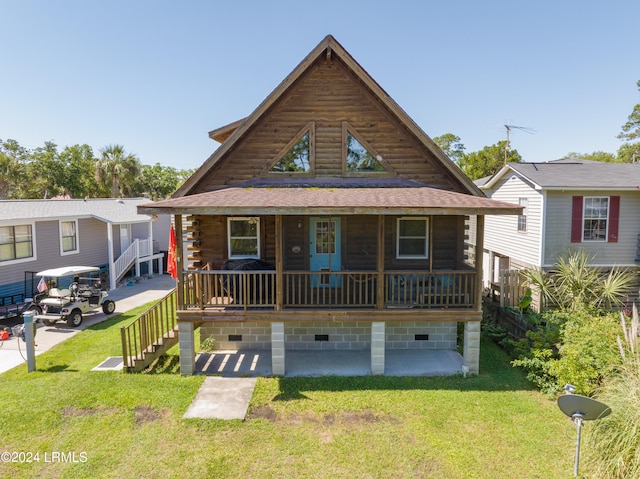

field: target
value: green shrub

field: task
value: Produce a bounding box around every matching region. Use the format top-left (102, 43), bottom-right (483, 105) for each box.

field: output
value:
top-left (511, 347), bottom-right (558, 393)
top-left (583, 305), bottom-right (640, 478)
top-left (550, 310), bottom-right (621, 395)
top-left (511, 309), bottom-right (620, 395)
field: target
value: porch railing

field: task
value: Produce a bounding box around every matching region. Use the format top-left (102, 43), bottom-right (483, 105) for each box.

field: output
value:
top-left (137, 238), bottom-right (153, 258)
top-left (121, 289), bottom-right (177, 372)
top-left (182, 270), bottom-right (476, 310)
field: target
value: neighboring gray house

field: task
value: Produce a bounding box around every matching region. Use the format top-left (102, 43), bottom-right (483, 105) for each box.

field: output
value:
top-left (0, 198), bottom-right (169, 303)
top-left (479, 158), bottom-right (640, 301)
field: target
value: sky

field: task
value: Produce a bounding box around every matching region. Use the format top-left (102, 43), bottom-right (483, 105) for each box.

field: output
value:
top-left (2, 0), bottom-right (639, 170)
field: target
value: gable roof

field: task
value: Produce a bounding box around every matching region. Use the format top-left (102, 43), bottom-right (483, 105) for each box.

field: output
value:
top-left (0, 198), bottom-right (155, 225)
top-left (174, 35), bottom-right (482, 198)
top-left (480, 158), bottom-right (640, 191)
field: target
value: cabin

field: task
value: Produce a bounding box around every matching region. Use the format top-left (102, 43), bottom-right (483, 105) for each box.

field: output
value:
top-left (0, 198), bottom-right (168, 307)
top-left (139, 35), bottom-right (521, 376)
top-left (479, 158), bottom-right (640, 306)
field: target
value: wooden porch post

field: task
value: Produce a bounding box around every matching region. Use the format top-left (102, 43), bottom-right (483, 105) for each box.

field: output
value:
top-left (475, 215), bottom-right (485, 310)
top-left (275, 215), bottom-right (283, 311)
top-left (175, 214), bottom-right (184, 309)
top-left (376, 215), bottom-right (385, 309)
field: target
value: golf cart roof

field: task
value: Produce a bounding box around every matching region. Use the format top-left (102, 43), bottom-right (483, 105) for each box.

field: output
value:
top-left (36, 266), bottom-right (100, 277)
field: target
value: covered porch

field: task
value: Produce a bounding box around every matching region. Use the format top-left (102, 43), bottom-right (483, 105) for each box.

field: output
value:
top-left (139, 178), bottom-right (521, 376)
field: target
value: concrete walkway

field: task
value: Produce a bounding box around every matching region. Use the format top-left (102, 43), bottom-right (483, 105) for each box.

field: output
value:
top-left (184, 377), bottom-right (257, 420)
top-left (0, 274), bottom-right (176, 374)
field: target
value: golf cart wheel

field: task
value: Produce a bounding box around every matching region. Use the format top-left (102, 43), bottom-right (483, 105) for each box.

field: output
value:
top-left (67, 309), bottom-right (83, 327)
top-left (25, 305), bottom-right (42, 317)
top-left (102, 300), bottom-right (116, 314)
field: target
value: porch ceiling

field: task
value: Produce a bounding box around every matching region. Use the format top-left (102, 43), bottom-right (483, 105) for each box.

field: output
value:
top-left (139, 178), bottom-right (522, 216)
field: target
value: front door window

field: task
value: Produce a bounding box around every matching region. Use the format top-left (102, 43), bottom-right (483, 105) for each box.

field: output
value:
top-left (310, 217), bottom-right (341, 287)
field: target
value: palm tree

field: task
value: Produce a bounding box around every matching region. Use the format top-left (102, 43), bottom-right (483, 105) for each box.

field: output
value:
top-left (521, 250), bottom-right (637, 312)
top-left (96, 145), bottom-right (140, 198)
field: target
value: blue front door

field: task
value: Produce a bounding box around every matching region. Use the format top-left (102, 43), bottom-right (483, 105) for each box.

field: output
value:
top-left (310, 217), bottom-right (341, 287)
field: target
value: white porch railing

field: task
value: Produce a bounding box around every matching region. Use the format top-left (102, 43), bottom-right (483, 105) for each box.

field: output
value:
top-left (137, 238), bottom-right (153, 258)
top-left (110, 238), bottom-right (164, 290)
top-left (113, 240), bottom-right (139, 284)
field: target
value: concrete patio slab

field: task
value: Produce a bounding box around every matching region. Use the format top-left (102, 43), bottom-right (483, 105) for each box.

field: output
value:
top-left (194, 349), bottom-right (465, 377)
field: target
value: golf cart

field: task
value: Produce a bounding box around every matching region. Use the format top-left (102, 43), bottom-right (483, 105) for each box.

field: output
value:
top-left (33, 266), bottom-right (115, 327)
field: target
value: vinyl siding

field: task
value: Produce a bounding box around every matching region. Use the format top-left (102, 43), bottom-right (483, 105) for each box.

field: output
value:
top-left (544, 190), bottom-right (640, 267)
top-left (483, 174), bottom-right (542, 266)
top-left (0, 219), bottom-right (110, 298)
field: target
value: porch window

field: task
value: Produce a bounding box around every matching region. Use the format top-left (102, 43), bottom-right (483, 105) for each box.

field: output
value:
top-left (518, 198), bottom-right (528, 233)
top-left (583, 197), bottom-right (608, 242)
top-left (396, 217), bottom-right (429, 258)
top-left (228, 217), bottom-right (260, 258)
top-left (60, 220), bottom-right (79, 254)
top-left (0, 224), bottom-right (34, 262)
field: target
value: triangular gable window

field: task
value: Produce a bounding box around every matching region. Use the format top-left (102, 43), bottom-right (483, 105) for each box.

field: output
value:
top-left (343, 123), bottom-right (392, 175)
top-left (268, 123), bottom-right (314, 174)
top-left (346, 133), bottom-right (384, 171)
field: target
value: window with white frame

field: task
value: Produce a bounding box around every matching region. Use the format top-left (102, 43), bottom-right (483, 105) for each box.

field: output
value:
top-left (228, 217), bottom-right (260, 258)
top-left (0, 224), bottom-right (34, 262)
top-left (60, 220), bottom-right (79, 254)
top-left (583, 197), bottom-right (609, 241)
top-left (396, 217), bottom-right (429, 258)
top-left (518, 198), bottom-right (528, 233)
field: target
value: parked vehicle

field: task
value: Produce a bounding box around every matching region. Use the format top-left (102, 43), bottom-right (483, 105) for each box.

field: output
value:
top-left (32, 266), bottom-right (115, 327)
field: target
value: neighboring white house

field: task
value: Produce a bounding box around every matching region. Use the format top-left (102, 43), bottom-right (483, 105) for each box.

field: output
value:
top-left (0, 198), bottom-right (170, 303)
top-left (478, 158), bottom-right (640, 298)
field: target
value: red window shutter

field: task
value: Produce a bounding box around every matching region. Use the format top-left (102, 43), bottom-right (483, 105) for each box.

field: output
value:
top-left (571, 196), bottom-right (583, 243)
top-left (608, 196), bottom-right (620, 242)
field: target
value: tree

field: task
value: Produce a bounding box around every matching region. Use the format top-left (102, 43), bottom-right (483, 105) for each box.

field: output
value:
top-left (616, 141), bottom-right (640, 163)
top-left (618, 79), bottom-right (640, 142)
top-left (58, 144), bottom-right (99, 198)
top-left (27, 141), bottom-right (65, 198)
top-left (0, 139), bottom-right (30, 199)
top-left (565, 151), bottom-right (617, 163)
top-left (96, 145), bottom-right (140, 198)
top-left (458, 141), bottom-right (522, 180)
top-left (0, 141), bottom-right (25, 199)
top-left (433, 133), bottom-right (465, 165)
top-left (135, 163), bottom-right (183, 200)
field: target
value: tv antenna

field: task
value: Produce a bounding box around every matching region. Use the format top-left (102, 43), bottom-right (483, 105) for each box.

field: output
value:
top-left (557, 386), bottom-right (611, 477)
top-left (502, 121), bottom-right (535, 164)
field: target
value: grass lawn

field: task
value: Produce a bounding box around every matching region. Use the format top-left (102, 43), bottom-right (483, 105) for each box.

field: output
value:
top-left (0, 305), bottom-right (580, 478)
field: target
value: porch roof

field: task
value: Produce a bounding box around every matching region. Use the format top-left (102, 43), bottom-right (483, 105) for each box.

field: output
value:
top-left (139, 178), bottom-right (521, 216)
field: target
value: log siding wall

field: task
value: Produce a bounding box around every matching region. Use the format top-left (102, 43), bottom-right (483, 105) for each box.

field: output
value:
top-left (187, 214), bottom-right (466, 272)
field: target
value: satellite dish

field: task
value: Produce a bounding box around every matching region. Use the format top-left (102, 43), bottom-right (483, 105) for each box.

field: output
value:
top-left (557, 391), bottom-right (611, 477)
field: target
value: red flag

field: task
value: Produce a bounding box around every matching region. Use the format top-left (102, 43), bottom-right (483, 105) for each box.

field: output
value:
top-left (167, 225), bottom-right (177, 279)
